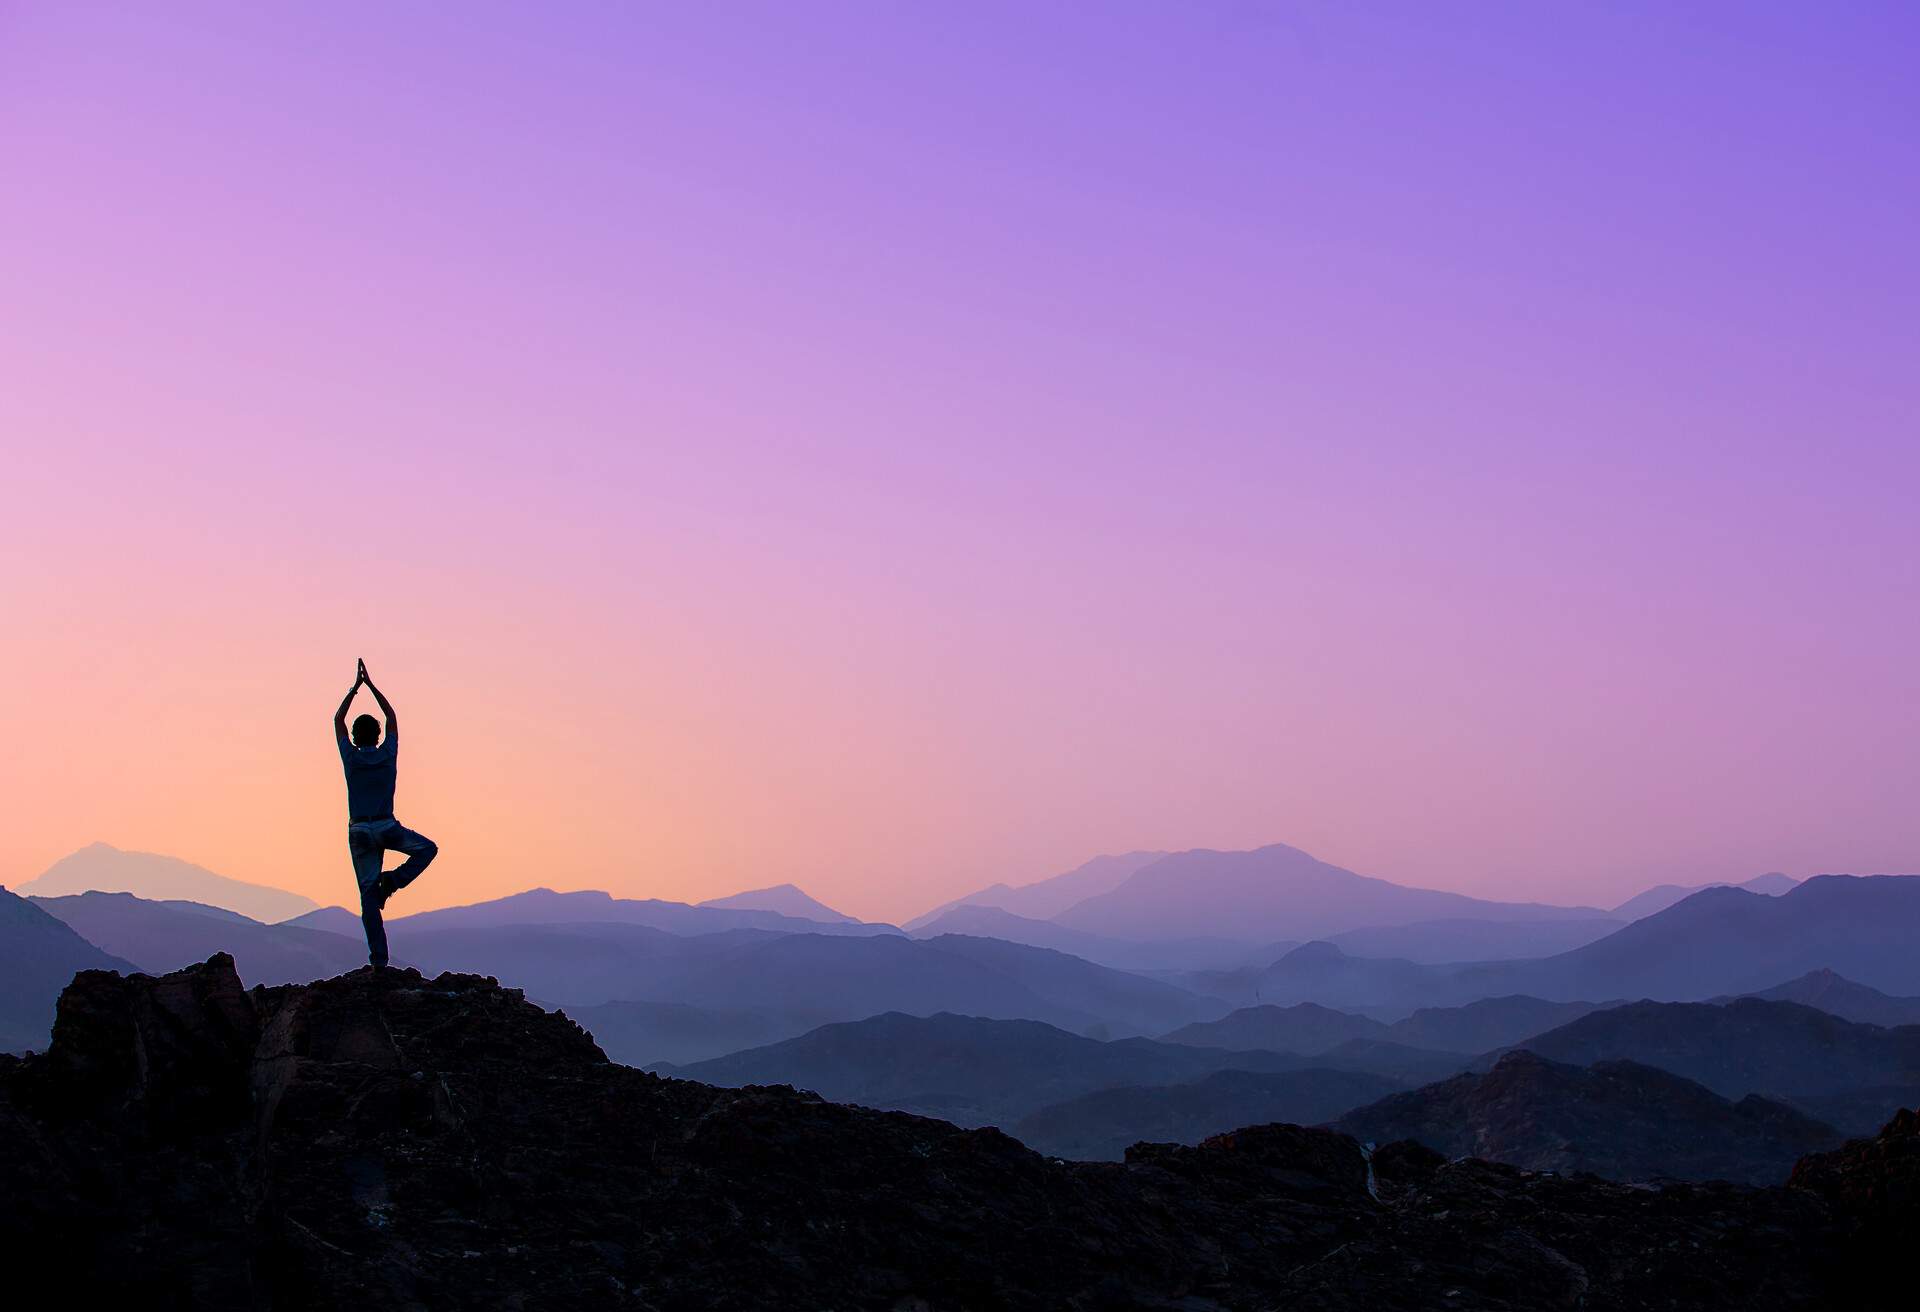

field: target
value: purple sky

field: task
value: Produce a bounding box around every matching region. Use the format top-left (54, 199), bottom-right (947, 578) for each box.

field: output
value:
top-left (2, 2), bottom-right (1916, 920)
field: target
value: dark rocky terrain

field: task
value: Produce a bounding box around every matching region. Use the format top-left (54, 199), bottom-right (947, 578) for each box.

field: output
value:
top-left (1013, 1066), bottom-right (1399, 1161)
top-left (0, 955), bottom-right (1913, 1310)
top-left (1336, 1049), bottom-right (1843, 1185)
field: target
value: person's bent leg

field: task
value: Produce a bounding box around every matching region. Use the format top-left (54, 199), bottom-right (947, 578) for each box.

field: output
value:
top-left (350, 827), bottom-right (390, 968)
top-left (382, 823), bottom-right (438, 895)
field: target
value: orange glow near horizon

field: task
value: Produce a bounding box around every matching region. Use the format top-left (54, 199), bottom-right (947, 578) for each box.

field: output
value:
top-left (5, 5), bottom-right (1919, 921)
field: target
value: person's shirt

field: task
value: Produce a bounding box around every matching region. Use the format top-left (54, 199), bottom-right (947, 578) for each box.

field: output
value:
top-left (337, 726), bottom-right (399, 820)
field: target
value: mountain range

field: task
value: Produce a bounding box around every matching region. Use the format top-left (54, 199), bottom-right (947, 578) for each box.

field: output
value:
top-left (0, 887), bottom-right (138, 1052)
top-left (669, 1010), bottom-right (1371, 1127)
top-left (1335, 1049), bottom-right (1841, 1185)
top-left (1503, 997), bottom-right (1920, 1135)
top-left (1162, 994), bottom-right (1609, 1055)
top-left (697, 883), bottom-right (857, 922)
top-left (387, 887), bottom-right (896, 937)
top-left (1721, 968), bottom-right (1920, 1027)
top-left (17, 842), bottom-right (320, 923)
top-left (29, 891), bottom-right (364, 989)
top-left (1048, 844), bottom-right (1614, 942)
top-left (901, 850), bottom-right (1167, 930)
top-left (6, 955), bottom-right (1902, 1309)
top-left (1609, 871), bottom-right (1801, 920)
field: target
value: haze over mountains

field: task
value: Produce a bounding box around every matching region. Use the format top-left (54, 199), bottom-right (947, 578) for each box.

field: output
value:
top-left (1335, 1050), bottom-right (1842, 1185)
top-left (1049, 844), bottom-right (1617, 942)
top-left (697, 883), bottom-right (857, 923)
top-left (16, 842), bottom-right (320, 923)
top-left (0, 888), bottom-right (138, 1052)
top-left (1610, 871), bottom-right (1801, 920)
top-left (8, 837), bottom-right (1918, 1196)
top-left (902, 851), bottom-right (1167, 930)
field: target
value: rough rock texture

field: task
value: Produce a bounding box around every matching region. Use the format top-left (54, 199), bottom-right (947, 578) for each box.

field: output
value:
top-left (1788, 1106), bottom-right (1920, 1305)
top-left (0, 956), bottom-right (1909, 1310)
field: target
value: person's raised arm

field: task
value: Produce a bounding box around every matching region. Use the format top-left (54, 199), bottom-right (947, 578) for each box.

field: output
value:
top-left (362, 664), bottom-right (398, 742)
top-left (334, 667), bottom-right (365, 742)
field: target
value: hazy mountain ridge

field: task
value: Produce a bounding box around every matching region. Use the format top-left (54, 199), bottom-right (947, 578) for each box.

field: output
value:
top-left (391, 887), bottom-right (896, 937)
top-left (1610, 871), bottom-right (1800, 920)
top-left (1720, 969), bottom-right (1920, 1027)
top-left (668, 1010), bottom-right (1323, 1127)
top-left (0, 887), bottom-right (141, 1052)
top-left (1164, 994), bottom-right (1612, 1056)
top-left (20, 842), bottom-right (320, 923)
top-left (1335, 1049), bottom-right (1842, 1185)
top-left (1050, 844), bottom-right (1611, 942)
top-left (697, 883), bottom-right (859, 923)
top-left (1504, 996), bottom-right (1920, 1135)
top-left (901, 850), bottom-right (1168, 931)
top-left (30, 891), bottom-right (365, 988)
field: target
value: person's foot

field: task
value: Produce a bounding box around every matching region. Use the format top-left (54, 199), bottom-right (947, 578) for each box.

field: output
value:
top-left (373, 875), bottom-right (396, 909)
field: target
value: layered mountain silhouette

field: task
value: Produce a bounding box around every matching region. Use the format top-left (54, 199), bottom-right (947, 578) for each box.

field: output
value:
top-left (697, 883), bottom-right (857, 923)
top-left (1049, 844), bottom-right (1609, 942)
top-left (565, 998), bottom-right (801, 1066)
top-left (1462, 876), bottom-right (1920, 1002)
top-left (1507, 997), bottom-right (1920, 1135)
top-left (279, 905), bottom-right (364, 935)
top-left (1013, 1067), bottom-right (1399, 1161)
top-left (0, 955), bottom-right (1908, 1308)
top-left (667, 1011), bottom-right (1321, 1127)
top-left (1163, 994), bottom-right (1609, 1055)
top-left (1383, 995), bottom-right (1611, 1052)
top-left (1169, 876), bottom-right (1920, 1017)
top-left (905, 903), bottom-right (1264, 971)
top-left (1323, 915), bottom-right (1624, 963)
top-left (1180, 940), bottom-right (1444, 1013)
top-left (391, 887), bottom-right (895, 936)
top-left (1721, 969), bottom-right (1920, 1027)
top-left (665, 1008), bottom-right (1467, 1131)
top-left (1335, 1049), bottom-right (1842, 1185)
top-left (902, 850), bottom-right (1166, 930)
top-left (29, 891), bottom-right (365, 987)
top-left (19, 842), bottom-right (320, 923)
top-left (1610, 871), bottom-right (1799, 921)
top-left (0, 887), bottom-right (138, 1051)
top-left (1161, 1001), bottom-right (1388, 1053)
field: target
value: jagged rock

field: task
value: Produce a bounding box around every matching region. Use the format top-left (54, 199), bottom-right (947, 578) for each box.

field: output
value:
top-left (1788, 1107), bottom-right (1920, 1303)
top-left (0, 957), bottom-right (1910, 1309)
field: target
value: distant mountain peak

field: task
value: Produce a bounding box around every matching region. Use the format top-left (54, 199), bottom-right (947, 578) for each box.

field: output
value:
top-left (698, 883), bottom-right (858, 924)
top-left (18, 844), bottom-right (320, 925)
top-left (903, 851), bottom-right (1168, 931)
top-left (1048, 844), bottom-right (1605, 943)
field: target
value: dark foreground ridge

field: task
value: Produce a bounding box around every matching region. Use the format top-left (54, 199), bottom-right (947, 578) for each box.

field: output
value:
top-left (0, 957), bottom-right (1912, 1310)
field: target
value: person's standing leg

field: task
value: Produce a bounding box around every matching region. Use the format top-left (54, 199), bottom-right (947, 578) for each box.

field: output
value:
top-left (380, 822), bottom-right (438, 897)
top-left (349, 825), bottom-right (390, 968)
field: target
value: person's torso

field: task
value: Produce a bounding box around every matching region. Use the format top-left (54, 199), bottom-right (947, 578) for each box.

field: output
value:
top-left (341, 741), bottom-right (398, 819)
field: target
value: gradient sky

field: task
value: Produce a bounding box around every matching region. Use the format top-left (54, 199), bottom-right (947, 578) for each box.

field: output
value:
top-left (3, 2), bottom-right (1917, 923)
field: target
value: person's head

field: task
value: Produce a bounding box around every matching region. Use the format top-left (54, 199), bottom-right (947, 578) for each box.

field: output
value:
top-left (351, 714), bottom-right (381, 747)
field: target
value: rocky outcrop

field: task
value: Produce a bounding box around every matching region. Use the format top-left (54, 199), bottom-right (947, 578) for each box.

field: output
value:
top-left (0, 956), bottom-right (1908, 1309)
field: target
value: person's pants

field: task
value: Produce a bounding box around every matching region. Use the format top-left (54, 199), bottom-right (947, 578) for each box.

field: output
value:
top-left (347, 819), bottom-right (437, 967)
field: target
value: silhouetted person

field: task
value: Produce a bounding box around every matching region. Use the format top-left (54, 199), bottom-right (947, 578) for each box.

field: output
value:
top-left (333, 659), bottom-right (437, 968)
